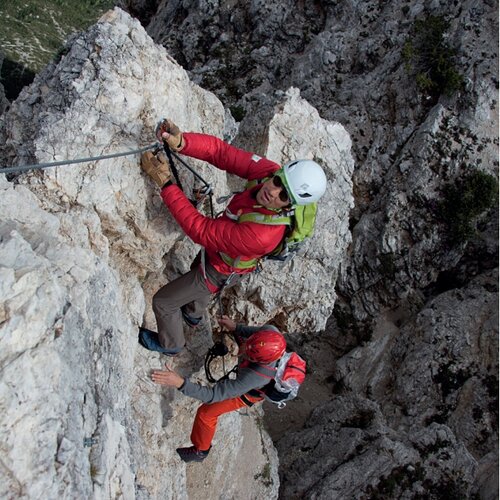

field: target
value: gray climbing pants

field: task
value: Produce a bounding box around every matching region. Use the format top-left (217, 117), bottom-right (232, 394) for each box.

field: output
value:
top-left (152, 257), bottom-right (243, 350)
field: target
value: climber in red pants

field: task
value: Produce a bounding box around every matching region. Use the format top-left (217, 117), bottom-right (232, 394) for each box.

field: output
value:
top-left (151, 316), bottom-right (286, 463)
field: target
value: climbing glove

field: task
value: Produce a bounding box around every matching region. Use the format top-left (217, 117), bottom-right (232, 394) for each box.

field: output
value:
top-left (140, 151), bottom-right (172, 188)
top-left (155, 118), bottom-right (185, 151)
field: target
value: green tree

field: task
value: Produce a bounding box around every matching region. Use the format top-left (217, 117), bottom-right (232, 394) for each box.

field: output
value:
top-left (403, 15), bottom-right (464, 98)
top-left (440, 170), bottom-right (498, 243)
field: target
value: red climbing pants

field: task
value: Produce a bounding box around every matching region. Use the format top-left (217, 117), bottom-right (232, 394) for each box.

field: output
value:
top-left (190, 395), bottom-right (262, 451)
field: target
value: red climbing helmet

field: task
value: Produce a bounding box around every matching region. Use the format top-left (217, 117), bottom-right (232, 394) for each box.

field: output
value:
top-left (245, 330), bottom-right (286, 364)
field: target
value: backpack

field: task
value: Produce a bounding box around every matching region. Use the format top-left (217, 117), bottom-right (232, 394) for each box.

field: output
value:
top-left (269, 203), bottom-right (317, 262)
top-left (250, 352), bottom-right (307, 408)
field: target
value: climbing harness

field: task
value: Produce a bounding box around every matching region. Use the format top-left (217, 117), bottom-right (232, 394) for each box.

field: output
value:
top-left (217, 177), bottom-right (319, 269)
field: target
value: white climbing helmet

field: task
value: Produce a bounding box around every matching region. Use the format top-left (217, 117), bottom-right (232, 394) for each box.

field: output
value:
top-left (277, 159), bottom-right (327, 205)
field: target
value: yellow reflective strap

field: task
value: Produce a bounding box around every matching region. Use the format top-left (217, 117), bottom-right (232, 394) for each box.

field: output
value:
top-left (237, 212), bottom-right (292, 225)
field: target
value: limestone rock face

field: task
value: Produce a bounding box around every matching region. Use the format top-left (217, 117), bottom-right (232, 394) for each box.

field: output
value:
top-left (2, 0), bottom-right (498, 497)
top-left (0, 8), bottom-right (352, 499)
top-left (318, 269), bottom-right (498, 498)
top-left (142, 0), bottom-right (498, 498)
top-left (278, 396), bottom-right (477, 499)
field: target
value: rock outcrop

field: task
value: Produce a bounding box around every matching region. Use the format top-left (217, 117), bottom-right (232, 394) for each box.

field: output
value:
top-left (0, 8), bottom-right (353, 499)
top-left (277, 268), bottom-right (498, 498)
top-left (222, 87), bottom-right (354, 333)
top-left (278, 396), bottom-right (477, 499)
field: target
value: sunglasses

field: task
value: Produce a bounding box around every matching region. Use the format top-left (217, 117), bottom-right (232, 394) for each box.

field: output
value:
top-left (272, 176), bottom-right (290, 203)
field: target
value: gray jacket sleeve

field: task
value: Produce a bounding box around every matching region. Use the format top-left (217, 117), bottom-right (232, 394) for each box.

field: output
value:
top-left (179, 365), bottom-right (273, 403)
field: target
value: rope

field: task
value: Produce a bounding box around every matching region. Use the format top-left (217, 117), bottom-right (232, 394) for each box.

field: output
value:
top-left (170, 149), bottom-right (212, 189)
top-left (213, 271), bottom-right (236, 319)
top-left (162, 144), bottom-right (184, 192)
top-left (0, 143), bottom-right (158, 174)
top-left (1, 141), bottom-right (215, 218)
top-left (1, 141), bottom-right (215, 216)
top-left (167, 147), bottom-right (214, 218)
top-left (204, 341), bottom-right (231, 383)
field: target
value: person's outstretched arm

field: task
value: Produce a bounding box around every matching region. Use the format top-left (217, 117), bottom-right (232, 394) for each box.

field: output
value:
top-left (181, 132), bottom-right (281, 180)
top-left (151, 363), bottom-right (271, 404)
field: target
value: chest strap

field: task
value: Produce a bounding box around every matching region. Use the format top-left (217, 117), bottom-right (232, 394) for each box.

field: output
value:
top-left (219, 208), bottom-right (292, 271)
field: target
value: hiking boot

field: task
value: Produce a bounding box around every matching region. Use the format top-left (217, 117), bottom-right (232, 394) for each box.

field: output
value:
top-left (138, 327), bottom-right (182, 356)
top-left (176, 445), bottom-right (210, 463)
top-left (180, 306), bottom-right (202, 328)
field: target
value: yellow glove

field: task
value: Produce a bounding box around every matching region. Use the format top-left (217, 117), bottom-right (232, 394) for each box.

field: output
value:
top-left (155, 119), bottom-right (185, 151)
top-left (140, 151), bottom-right (173, 188)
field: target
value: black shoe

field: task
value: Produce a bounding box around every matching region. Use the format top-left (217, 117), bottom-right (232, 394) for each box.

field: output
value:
top-left (181, 306), bottom-right (202, 328)
top-left (176, 445), bottom-right (210, 463)
top-left (138, 328), bottom-right (182, 356)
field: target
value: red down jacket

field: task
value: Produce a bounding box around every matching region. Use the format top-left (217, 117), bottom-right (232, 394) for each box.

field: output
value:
top-left (160, 132), bottom-right (287, 276)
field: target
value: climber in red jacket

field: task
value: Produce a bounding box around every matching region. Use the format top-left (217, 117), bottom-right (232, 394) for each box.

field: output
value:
top-left (138, 119), bottom-right (327, 355)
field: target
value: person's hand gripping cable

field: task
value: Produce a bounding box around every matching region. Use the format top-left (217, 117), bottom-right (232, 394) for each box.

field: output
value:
top-left (156, 118), bottom-right (185, 151)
